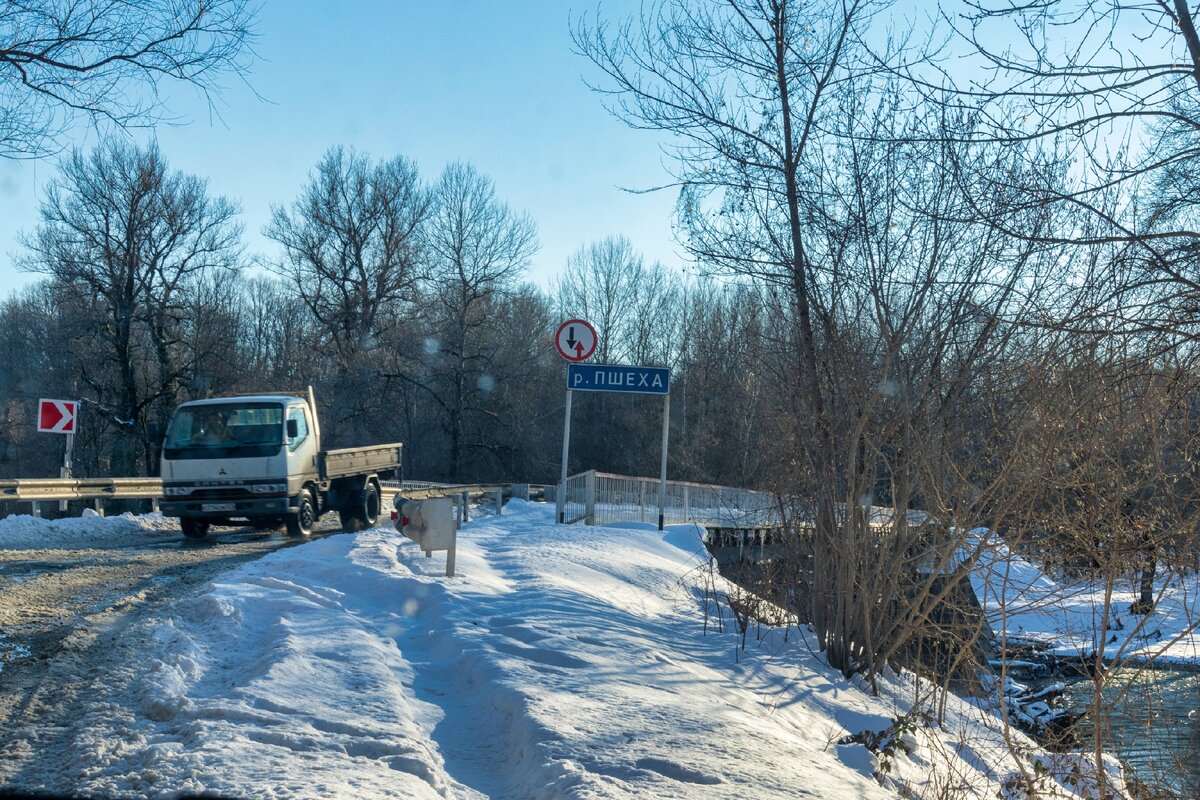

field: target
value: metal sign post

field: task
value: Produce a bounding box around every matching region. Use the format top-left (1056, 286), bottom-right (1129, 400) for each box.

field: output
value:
top-left (553, 318), bottom-right (673, 530)
top-left (562, 363), bottom-right (672, 530)
top-left (555, 319), bottom-right (596, 524)
top-left (558, 388), bottom-right (573, 524)
top-left (59, 430), bottom-right (74, 512)
top-left (658, 393), bottom-right (669, 530)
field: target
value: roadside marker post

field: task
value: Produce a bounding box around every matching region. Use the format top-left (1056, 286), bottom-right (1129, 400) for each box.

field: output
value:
top-left (38, 398), bottom-right (79, 513)
top-left (558, 389), bottom-right (573, 524)
top-left (658, 392), bottom-right (669, 531)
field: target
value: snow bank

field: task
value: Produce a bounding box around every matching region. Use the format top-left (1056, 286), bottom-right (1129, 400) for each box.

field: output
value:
top-left (0, 510), bottom-right (175, 550)
top-left (46, 503), bottom-right (1124, 798)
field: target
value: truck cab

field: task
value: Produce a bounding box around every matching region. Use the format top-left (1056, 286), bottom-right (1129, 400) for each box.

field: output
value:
top-left (159, 391), bottom-right (401, 539)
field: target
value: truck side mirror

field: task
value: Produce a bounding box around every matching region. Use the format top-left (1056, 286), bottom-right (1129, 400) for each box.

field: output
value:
top-left (286, 419), bottom-right (298, 439)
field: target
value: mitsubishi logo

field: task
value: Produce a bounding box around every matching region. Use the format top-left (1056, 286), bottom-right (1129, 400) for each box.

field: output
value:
top-left (218, 468), bottom-right (227, 475)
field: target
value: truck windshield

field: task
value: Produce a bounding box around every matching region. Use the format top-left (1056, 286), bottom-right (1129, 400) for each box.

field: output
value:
top-left (163, 402), bottom-right (284, 460)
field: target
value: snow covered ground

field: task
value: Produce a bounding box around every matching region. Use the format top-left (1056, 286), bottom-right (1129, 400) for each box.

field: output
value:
top-left (2, 503), bottom-right (1128, 798)
top-left (970, 531), bottom-right (1200, 666)
top-left (0, 509), bottom-right (177, 550)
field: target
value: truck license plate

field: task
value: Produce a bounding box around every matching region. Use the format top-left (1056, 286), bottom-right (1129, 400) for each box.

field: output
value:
top-left (201, 503), bottom-right (236, 512)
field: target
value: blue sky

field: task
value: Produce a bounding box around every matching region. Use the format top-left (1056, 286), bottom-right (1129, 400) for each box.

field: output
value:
top-left (0, 1), bottom-right (684, 293)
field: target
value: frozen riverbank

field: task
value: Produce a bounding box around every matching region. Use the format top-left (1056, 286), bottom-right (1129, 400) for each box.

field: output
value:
top-left (971, 531), bottom-right (1200, 669)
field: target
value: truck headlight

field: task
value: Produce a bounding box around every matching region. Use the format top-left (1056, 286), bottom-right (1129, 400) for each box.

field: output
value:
top-left (164, 486), bottom-right (191, 496)
top-left (250, 483), bottom-right (287, 494)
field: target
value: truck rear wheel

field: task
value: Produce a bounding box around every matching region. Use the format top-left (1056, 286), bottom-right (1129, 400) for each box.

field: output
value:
top-left (180, 517), bottom-right (210, 540)
top-left (287, 489), bottom-right (317, 538)
top-left (339, 484), bottom-right (380, 532)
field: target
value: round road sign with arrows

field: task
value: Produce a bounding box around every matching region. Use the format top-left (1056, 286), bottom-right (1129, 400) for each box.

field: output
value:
top-left (554, 319), bottom-right (598, 362)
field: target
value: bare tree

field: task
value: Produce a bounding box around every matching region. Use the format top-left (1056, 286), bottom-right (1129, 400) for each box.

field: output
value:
top-left (576, 0), bottom-right (1071, 684)
top-left (419, 162), bottom-right (538, 479)
top-left (466, 284), bottom-right (561, 481)
top-left (0, 283), bottom-right (76, 477)
top-left (0, 0), bottom-right (257, 158)
top-left (978, 330), bottom-right (1200, 798)
top-left (929, 1), bottom-right (1200, 340)
top-left (20, 137), bottom-right (242, 474)
top-left (553, 236), bottom-right (681, 364)
top-left (231, 275), bottom-right (313, 391)
top-left (265, 145), bottom-right (429, 426)
top-left (672, 280), bottom-right (787, 486)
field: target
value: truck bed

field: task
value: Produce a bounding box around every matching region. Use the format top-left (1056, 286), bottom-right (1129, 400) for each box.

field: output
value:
top-left (318, 443), bottom-right (403, 481)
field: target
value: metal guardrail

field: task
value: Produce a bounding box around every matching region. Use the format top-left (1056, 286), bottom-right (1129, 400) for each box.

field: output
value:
top-left (0, 477), bottom-right (524, 520)
top-left (0, 477), bottom-right (525, 505)
top-left (0, 477), bottom-right (163, 501)
top-left (382, 482), bottom-right (530, 523)
top-left (0, 477), bottom-right (164, 517)
top-left (554, 472), bottom-right (595, 525)
top-left (381, 481), bottom-right (501, 498)
top-left (0, 477), bottom-right (500, 504)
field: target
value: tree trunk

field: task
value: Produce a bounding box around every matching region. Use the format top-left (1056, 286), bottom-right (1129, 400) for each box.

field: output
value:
top-left (1134, 548), bottom-right (1157, 614)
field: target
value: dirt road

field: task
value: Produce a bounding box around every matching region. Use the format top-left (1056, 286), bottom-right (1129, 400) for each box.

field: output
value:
top-left (0, 518), bottom-right (346, 792)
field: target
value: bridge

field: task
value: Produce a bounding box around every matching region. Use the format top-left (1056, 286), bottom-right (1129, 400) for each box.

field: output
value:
top-left (550, 469), bottom-right (937, 566)
top-left (549, 470), bottom-right (987, 691)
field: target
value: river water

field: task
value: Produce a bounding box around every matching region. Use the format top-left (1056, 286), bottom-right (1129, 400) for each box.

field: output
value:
top-left (1061, 669), bottom-right (1200, 797)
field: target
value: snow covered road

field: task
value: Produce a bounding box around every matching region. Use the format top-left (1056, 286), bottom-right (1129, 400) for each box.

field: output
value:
top-left (0, 511), bottom-right (353, 793)
top-left (0, 502), bottom-right (1121, 799)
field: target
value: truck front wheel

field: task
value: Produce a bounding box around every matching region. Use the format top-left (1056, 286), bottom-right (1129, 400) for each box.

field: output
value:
top-left (287, 489), bottom-right (317, 538)
top-left (180, 517), bottom-right (211, 540)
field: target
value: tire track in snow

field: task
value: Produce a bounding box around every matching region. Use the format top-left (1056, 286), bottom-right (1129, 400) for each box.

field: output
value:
top-left (0, 520), bottom-right (343, 794)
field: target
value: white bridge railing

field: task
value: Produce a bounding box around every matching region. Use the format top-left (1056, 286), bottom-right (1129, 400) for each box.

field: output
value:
top-left (549, 470), bottom-right (779, 528)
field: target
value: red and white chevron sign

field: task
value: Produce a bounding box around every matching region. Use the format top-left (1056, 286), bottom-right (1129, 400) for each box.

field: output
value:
top-left (37, 398), bottom-right (77, 434)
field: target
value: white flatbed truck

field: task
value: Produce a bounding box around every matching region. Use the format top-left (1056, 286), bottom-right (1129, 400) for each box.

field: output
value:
top-left (158, 389), bottom-right (401, 539)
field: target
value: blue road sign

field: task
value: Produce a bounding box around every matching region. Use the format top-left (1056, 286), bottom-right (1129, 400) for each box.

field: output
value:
top-left (567, 363), bottom-right (670, 395)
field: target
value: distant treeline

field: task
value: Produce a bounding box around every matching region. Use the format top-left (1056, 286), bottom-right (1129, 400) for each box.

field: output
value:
top-left (0, 139), bottom-right (789, 488)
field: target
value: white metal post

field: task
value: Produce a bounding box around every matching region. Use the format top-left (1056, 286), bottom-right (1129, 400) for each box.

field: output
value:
top-left (59, 431), bottom-right (74, 512)
top-left (446, 521), bottom-right (457, 577)
top-left (585, 470), bottom-right (596, 524)
top-left (557, 389), bottom-right (573, 524)
top-left (658, 393), bottom-right (670, 530)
